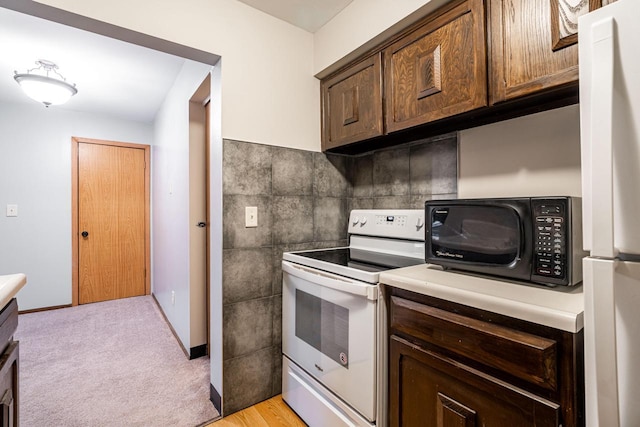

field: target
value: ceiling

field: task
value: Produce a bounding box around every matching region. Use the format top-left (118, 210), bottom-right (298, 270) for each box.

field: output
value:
top-left (236, 0), bottom-right (353, 33)
top-left (0, 0), bottom-right (350, 122)
top-left (0, 7), bottom-right (188, 123)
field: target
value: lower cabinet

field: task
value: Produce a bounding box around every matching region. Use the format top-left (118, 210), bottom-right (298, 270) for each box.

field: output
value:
top-left (0, 342), bottom-right (18, 427)
top-left (390, 336), bottom-right (559, 427)
top-left (0, 300), bottom-right (19, 427)
top-left (388, 288), bottom-right (583, 427)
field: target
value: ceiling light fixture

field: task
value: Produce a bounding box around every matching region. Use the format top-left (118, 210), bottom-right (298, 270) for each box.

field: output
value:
top-left (14, 60), bottom-right (78, 107)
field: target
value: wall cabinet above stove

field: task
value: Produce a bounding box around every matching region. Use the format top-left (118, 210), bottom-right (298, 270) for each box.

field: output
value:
top-left (320, 0), bottom-right (612, 154)
top-left (383, 0), bottom-right (487, 134)
top-left (321, 53), bottom-right (383, 151)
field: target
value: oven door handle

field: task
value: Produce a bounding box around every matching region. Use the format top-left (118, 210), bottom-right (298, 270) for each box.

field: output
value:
top-left (282, 260), bottom-right (378, 300)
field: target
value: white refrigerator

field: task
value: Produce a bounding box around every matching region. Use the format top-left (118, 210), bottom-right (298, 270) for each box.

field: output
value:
top-left (579, 1), bottom-right (640, 426)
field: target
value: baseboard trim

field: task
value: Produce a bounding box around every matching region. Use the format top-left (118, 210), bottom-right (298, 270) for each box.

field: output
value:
top-left (19, 304), bottom-right (72, 315)
top-left (151, 294), bottom-right (189, 358)
top-left (190, 344), bottom-right (207, 360)
top-left (210, 383), bottom-right (222, 414)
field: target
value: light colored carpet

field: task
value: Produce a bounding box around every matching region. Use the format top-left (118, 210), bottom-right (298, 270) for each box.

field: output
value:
top-left (15, 296), bottom-right (219, 427)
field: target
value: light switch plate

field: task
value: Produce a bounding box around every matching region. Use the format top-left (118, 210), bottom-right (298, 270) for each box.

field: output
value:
top-left (245, 206), bottom-right (258, 228)
top-left (6, 205), bottom-right (17, 217)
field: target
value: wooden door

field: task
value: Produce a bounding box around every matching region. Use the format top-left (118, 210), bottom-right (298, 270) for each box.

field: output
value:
top-left (75, 140), bottom-right (148, 304)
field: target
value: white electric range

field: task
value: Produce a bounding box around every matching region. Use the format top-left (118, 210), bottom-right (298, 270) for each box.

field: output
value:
top-left (281, 209), bottom-right (426, 427)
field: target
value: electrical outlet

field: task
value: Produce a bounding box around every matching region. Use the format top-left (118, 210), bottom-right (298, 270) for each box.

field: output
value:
top-left (245, 206), bottom-right (258, 228)
top-left (171, 291), bottom-right (175, 305)
top-left (6, 205), bottom-right (17, 217)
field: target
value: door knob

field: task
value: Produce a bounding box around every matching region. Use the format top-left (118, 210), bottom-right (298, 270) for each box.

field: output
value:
top-left (81, 231), bottom-right (89, 238)
top-left (197, 222), bottom-right (206, 228)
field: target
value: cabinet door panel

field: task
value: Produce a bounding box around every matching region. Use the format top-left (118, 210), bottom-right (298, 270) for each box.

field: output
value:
top-left (384, 0), bottom-right (487, 133)
top-left (390, 336), bottom-right (560, 427)
top-left (321, 53), bottom-right (383, 150)
top-left (489, 0), bottom-right (593, 103)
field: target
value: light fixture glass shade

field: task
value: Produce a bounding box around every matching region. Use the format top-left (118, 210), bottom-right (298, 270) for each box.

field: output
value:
top-left (13, 60), bottom-right (78, 107)
top-left (14, 74), bottom-right (77, 106)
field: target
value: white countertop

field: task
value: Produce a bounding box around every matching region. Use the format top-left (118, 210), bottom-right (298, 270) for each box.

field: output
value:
top-left (380, 265), bottom-right (584, 333)
top-left (0, 274), bottom-right (26, 310)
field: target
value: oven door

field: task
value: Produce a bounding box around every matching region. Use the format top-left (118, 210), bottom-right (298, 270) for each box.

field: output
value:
top-left (282, 260), bottom-right (377, 422)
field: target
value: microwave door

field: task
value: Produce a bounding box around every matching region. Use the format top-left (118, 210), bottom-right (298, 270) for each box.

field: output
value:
top-left (432, 207), bottom-right (520, 265)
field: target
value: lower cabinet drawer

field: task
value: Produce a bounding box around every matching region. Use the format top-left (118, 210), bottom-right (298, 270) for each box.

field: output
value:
top-left (390, 336), bottom-right (560, 427)
top-left (390, 295), bottom-right (558, 390)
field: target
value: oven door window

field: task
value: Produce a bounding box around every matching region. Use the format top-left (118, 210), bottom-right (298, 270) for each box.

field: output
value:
top-left (295, 289), bottom-right (349, 368)
top-left (431, 205), bottom-right (520, 265)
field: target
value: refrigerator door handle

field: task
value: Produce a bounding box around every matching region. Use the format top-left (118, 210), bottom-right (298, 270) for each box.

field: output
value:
top-left (589, 16), bottom-right (617, 259)
top-left (585, 258), bottom-right (621, 427)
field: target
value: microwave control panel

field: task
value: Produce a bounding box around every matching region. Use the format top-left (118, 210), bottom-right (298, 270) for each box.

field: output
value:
top-left (532, 199), bottom-right (568, 282)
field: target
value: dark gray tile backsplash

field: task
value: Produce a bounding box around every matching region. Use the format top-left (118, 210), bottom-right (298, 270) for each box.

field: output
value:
top-left (372, 147), bottom-right (411, 196)
top-left (223, 139), bottom-right (272, 195)
top-left (313, 153), bottom-right (351, 197)
top-left (223, 296), bottom-right (273, 359)
top-left (272, 196), bottom-right (314, 244)
top-left (313, 197), bottom-right (348, 242)
top-left (222, 248), bottom-right (272, 305)
top-left (351, 133), bottom-right (458, 209)
top-left (223, 347), bottom-right (274, 415)
top-left (410, 136), bottom-right (458, 196)
top-left (352, 155), bottom-right (374, 198)
top-left (221, 133), bottom-right (458, 415)
top-left (272, 147), bottom-right (313, 196)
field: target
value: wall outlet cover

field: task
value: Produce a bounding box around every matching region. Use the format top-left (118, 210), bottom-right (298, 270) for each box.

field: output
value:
top-left (6, 205), bottom-right (17, 217)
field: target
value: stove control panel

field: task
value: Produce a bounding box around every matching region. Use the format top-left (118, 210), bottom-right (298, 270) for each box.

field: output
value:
top-left (349, 209), bottom-right (425, 241)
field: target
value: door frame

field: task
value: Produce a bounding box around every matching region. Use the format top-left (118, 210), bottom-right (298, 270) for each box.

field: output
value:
top-left (71, 137), bottom-right (151, 306)
top-left (188, 74), bottom-right (211, 356)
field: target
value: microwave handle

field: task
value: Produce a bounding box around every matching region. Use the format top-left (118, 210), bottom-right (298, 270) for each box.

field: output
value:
top-left (282, 261), bottom-right (378, 300)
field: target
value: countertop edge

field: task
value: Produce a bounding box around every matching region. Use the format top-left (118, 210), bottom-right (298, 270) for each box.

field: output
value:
top-left (0, 274), bottom-right (27, 311)
top-left (380, 267), bottom-right (584, 333)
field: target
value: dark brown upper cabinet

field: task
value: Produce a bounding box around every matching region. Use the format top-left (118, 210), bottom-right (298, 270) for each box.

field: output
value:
top-left (321, 53), bottom-right (383, 151)
top-left (488, 0), bottom-right (605, 104)
top-left (384, 0), bottom-right (487, 133)
top-left (319, 0), bottom-right (604, 152)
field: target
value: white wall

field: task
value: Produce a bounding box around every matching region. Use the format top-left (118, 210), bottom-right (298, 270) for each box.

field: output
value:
top-left (459, 105), bottom-right (582, 198)
top-left (152, 60), bottom-right (212, 351)
top-left (314, 0), bottom-right (449, 76)
top-left (35, 0), bottom-right (320, 152)
top-left (0, 101), bottom-right (153, 311)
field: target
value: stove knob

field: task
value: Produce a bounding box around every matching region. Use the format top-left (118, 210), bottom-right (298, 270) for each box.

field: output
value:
top-left (416, 218), bottom-right (424, 230)
top-left (360, 217), bottom-right (367, 226)
top-left (352, 216), bottom-right (360, 226)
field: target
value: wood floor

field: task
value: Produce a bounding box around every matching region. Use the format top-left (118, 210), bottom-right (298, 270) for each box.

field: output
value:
top-left (206, 395), bottom-right (306, 427)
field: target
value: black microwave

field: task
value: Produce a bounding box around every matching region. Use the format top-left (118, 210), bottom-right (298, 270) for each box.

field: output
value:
top-left (425, 197), bottom-right (586, 286)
